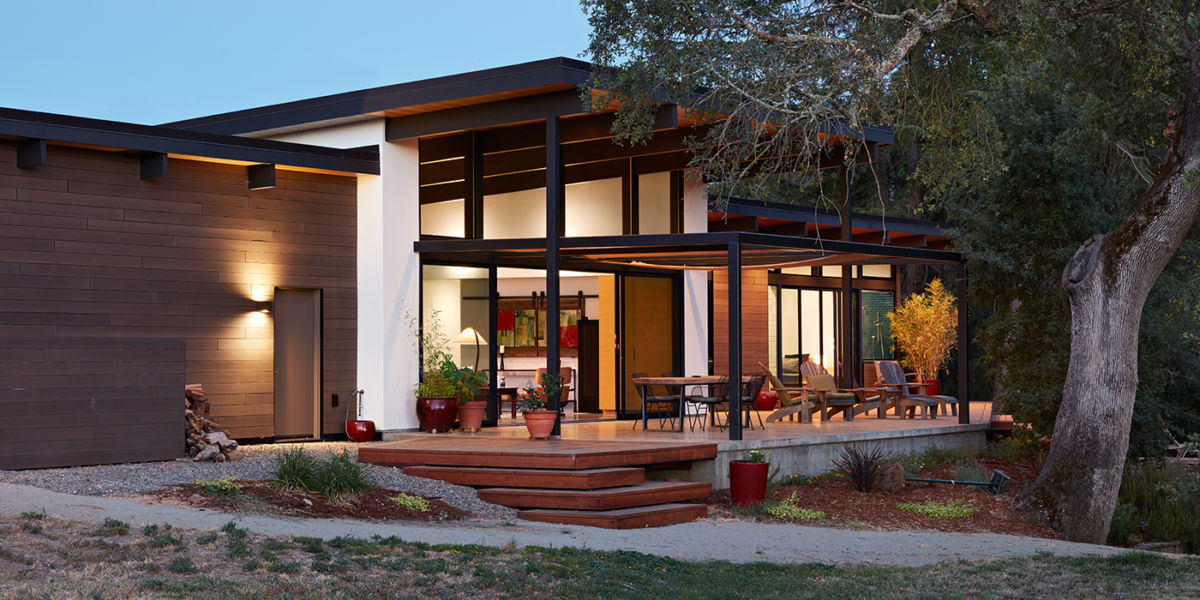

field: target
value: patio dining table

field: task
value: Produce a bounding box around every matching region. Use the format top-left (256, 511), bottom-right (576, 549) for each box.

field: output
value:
top-left (630, 375), bottom-right (753, 432)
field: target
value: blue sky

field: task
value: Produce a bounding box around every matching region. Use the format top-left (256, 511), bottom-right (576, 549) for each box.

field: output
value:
top-left (1, 1), bottom-right (592, 124)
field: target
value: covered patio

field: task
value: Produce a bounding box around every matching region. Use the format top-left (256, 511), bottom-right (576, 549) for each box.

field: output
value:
top-left (416, 228), bottom-right (971, 441)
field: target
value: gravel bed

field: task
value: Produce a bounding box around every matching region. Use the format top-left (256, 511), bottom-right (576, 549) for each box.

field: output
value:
top-left (0, 442), bottom-right (517, 521)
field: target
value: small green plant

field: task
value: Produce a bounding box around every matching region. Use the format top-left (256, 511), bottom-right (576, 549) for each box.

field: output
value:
top-left (766, 493), bottom-right (825, 520)
top-left (897, 498), bottom-right (977, 518)
top-left (520, 371), bottom-right (564, 413)
top-left (741, 449), bottom-right (767, 464)
top-left (166, 557), bottom-right (197, 574)
top-left (196, 532), bottom-right (219, 545)
top-left (18, 509), bottom-right (46, 534)
top-left (1107, 502), bottom-right (1139, 546)
top-left (1113, 459), bottom-right (1200, 550)
top-left (222, 521), bottom-right (251, 558)
top-left (837, 443), bottom-right (890, 492)
top-left (390, 493), bottom-right (432, 512)
top-left (195, 475), bottom-right (243, 496)
top-left (89, 518), bottom-right (130, 537)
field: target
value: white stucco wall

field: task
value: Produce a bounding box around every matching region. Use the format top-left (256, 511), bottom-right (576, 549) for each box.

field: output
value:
top-left (267, 120), bottom-right (422, 431)
top-left (683, 171), bottom-right (709, 377)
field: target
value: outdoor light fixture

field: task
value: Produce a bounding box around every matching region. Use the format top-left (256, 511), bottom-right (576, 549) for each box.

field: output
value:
top-left (453, 326), bottom-right (487, 372)
top-left (255, 301), bottom-right (272, 314)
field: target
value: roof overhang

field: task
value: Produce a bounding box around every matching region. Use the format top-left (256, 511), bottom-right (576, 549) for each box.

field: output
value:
top-left (415, 231), bottom-right (961, 274)
top-left (0, 107), bottom-right (379, 175)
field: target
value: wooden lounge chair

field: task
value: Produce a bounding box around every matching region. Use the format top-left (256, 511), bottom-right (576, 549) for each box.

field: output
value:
top-left (803, 373), bottom-right (859, 422)
top-left (759, 362), bottom-right (815, 423)
top-left (876, 360), bottom-right (949, 419)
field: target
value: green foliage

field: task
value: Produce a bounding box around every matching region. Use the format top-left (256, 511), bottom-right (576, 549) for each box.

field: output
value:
top-left (980, 428), bottom-right (1045, 462)
top-left (221, 521), bottom-right (251, 558)
top-left (897, 498), bottom-right (977, 518)
top-left (88, 518), bottom-right (130, 537)
top-left (194, 475), bottom-right (242, 496)
top-left (889, 279), bottom-right (958, 380)
top-left (741, 449), bottom-right (766, 464)
top-left (1111, 460), bottom-right (1200, 550)
top-left (766, 492), bottom-right (825, 520)
top-left (166, 557), bottom-right (197, 574)
top-left (520, 371), bottom-right (563, 413)
top-left (272, 447), bottom-right (374, 498)
top-left (19, 509), bottom-right (46, 534)
top-left (410, 308), bottom-right (485, 403)
top-left (836, 443), bottom-right (890, 493)
top-left (390, 493), bottom-right (431, 512)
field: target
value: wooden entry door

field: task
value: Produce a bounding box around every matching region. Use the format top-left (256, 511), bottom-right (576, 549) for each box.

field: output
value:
top-left (617, 275), bottom-right (680, 419)
top-left (274, 288), bottom-right (321, 439)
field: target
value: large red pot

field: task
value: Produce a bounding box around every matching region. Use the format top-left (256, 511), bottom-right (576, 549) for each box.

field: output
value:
top-left (755, 391), bottom-right (779, 411)
top-left (346, 420), bottom-right (376, 442)
top-left (729, 460), bottom-right (770, 507)
top-left (421, 396), bottom-right (457, 433)
top-left (457, 400), bottom-right (487, 433)
top-left (917, 379), bottom-right (939, 396)
top-left (523, 410), bottom-right (557, 440)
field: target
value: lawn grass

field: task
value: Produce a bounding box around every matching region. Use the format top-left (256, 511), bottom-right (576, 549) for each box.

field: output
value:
top-left (0, 515), bottom-right (1196, 599)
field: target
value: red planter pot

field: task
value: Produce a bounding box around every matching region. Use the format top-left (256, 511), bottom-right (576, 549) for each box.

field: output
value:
top-left (421, 396), bottom-right (457, 433)
top-left (918, 380), bottom-right (939, 395)
top-left (729, 460), bottom-right (770, 507)
top-left (457, 400), bottom-right (487, 433)
top-left (523, 410), bottom-right (557, 440)
top-left (345, 420), bottom-right (376, 442)
top-left (756, 391), bottom-right (779, 411)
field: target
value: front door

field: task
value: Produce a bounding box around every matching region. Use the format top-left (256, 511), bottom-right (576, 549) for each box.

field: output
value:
top-left (617, 275), bottom-right (680, 419)
top-left (273, 288), bottom-right (321, 439)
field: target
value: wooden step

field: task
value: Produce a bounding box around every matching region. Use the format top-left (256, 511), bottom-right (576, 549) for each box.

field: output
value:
top-left (478, 480), bottom-right (711, 510)
top-left (359, 438), bottom-right (718, 470)
top-left (518, 503), bottom-right (707, 529)
top-left (403, 465), bottom-right (645, 489)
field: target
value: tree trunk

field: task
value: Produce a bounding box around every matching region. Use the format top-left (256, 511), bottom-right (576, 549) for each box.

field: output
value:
top-left (1021, 39), bottom-right (1200, 542)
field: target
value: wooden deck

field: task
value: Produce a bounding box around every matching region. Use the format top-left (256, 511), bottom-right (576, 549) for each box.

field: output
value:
top-left (358, 437), bottom-right (718, 470)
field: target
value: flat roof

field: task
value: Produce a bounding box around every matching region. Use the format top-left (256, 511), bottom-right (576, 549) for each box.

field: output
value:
top-left (0, 107), bottom-right (379, 175)
top-left (161, 57), bottom-right (895, 147)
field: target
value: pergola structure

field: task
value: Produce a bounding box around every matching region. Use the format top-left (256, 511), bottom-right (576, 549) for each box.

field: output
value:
top-left (418, 229), bottom-right (967, 441)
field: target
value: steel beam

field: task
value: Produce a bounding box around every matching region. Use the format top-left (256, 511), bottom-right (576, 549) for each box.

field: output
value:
top-left (728, 241), bottom-right (742, 441)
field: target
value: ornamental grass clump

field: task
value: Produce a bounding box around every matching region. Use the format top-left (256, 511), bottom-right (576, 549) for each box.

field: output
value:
top-left (767, 492), bottom-right (825, 520)
top-left (272, 447), bottom-right (374, 498)
top-left (836, 443), bottom-right (890, 492)
top-left (888, 279), bottom-right (957, 382)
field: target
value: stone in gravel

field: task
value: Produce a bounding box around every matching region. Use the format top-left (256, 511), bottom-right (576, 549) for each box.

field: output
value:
top-left (876, 461), bottom-right (905, 493)
top-left (194, 448), bottom-right (221, 462)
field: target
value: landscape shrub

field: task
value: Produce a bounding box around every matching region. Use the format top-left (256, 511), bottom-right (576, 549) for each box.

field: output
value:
top-left (1111, 460), bottom-right (1200, 551)
top-left (897, 498), bottom-right (977, 518)
top-left (766, 492), bottom-right (824, 520)
top-left (390, 493), bottom-right (431, 512)
top-left (836, 443), bottom-right (890, 492)
top-left (272, 447), bottom-right (374, 498)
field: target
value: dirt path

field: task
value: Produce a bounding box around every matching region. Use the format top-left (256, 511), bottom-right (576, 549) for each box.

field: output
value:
top-left (0, 481), bottom-right (1125, 567)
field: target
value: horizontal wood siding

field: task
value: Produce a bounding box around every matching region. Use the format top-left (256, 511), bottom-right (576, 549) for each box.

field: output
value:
top-left (712, 268), bottom-right (769, 375)
top-left (0, 142), bottom-right (357, 445)
top-left (0, 337), bottom-right (184, 469)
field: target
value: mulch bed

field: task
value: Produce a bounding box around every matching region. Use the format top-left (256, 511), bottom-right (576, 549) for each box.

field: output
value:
top-left (708, 455), bottom-right (1059, 539)
top-left (144, 480), bottom-right (472, 522)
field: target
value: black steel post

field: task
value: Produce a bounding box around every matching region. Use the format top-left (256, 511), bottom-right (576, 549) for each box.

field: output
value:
top-left (839, 163), bottom-right (854, 388)
top-left (546, 116), bottom-right (563, 436)
top-left (486, 261), bottom-right (498, 427)
top-left (728, 241), bottom-right (742, 441)
top-left (957, 262), bottom-right (970, 424)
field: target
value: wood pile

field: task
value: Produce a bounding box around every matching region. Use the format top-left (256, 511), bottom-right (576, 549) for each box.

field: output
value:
top-left (185, 384), bottom-right (241, 462)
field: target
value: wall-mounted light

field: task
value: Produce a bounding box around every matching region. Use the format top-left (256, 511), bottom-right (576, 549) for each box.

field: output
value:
top-left (255, 301), bottom-right (272, 314)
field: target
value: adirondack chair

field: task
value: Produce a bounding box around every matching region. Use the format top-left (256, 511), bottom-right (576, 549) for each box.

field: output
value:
top-left (759, 362), bottom-right (816, 423)
top-left (876, 360), bottom-right (954, 419)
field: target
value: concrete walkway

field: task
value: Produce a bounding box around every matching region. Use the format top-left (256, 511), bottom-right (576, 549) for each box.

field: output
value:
top-left (0, 481), bottom-right (1125, 567)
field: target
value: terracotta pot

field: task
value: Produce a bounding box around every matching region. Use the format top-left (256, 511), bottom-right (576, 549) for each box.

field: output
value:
top-left (918, 379), bottom-right (939, 395)
top-left (457, 400), bottom-right (487, 433)
top-left (523, 410), bottom-right (557, 440)
top-left (345, 420), bottom-right (376, 442)
top-left (421, 396), bottom-right (457, 433)
top-left (755, 391), bottom-right (779, 411)
top-left (729, 460), bottom-right (770, 507)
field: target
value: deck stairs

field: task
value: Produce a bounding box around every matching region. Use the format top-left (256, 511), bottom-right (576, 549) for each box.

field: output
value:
top-left (359, 439), bottom-right (717, 529)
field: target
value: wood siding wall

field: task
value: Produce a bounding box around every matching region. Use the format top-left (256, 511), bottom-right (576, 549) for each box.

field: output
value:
top-left (0, 141), bottom-right (358, 442)
top-left (712, 268), bottom-right (769, 375)
top-left (0, 337), bottom-right (184, 469)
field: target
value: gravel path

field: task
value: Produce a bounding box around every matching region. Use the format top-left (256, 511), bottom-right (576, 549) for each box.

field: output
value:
top-left (0, 442), bottom-right (516, 520)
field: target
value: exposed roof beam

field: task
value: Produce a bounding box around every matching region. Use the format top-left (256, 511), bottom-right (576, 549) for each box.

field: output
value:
top-left (247, 164), bottom-right (276, 190)
top-left (708, 216), bottom-right (758, 232)
top-left (139, 152), bottom-right (169, 179)
top-left (388, 91), bottom-right (585, 140)
top-left (16, 139), bottom-right (46, 168)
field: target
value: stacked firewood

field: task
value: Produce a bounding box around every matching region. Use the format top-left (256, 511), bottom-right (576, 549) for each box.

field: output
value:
top-left (185, 384), bottom-right (241, 462)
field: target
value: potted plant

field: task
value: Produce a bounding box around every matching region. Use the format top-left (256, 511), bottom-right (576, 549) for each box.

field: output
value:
top-left (729, 449), bottom-right (770, 507)
top-left (411, 310), bottom-right (465, 433)
top-left (520, 371), bottom-right (562, 440)
top-left (450, 365), bottom-right (487, 433)
top-left (345, 389), bottom-right (375, 442)
top-left (887, 279), bottom-right (957, 395)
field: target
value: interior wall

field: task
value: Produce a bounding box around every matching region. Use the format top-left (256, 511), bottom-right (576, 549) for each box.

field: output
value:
top-left (565, 178), bottom-right (622, 237)
top-left (421, 199), bottom-right (465, 237)
top-left (599, 275), bottom-right (617, 411)
top-left (484, 188), bottom-right (545, 238)
top-left (638, 172), bottom-right (671, 234)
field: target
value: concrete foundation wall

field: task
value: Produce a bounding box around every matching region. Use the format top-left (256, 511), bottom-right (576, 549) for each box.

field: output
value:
top-left (651, 424), bottom-right (989, 490)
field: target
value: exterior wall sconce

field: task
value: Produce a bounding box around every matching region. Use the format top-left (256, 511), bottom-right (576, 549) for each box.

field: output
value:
top-left (255, 301), bottom-right (272, 314)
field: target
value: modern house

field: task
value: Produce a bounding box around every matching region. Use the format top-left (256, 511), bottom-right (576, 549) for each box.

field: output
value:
top-left (0, 57), bottom-right (966, 470)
